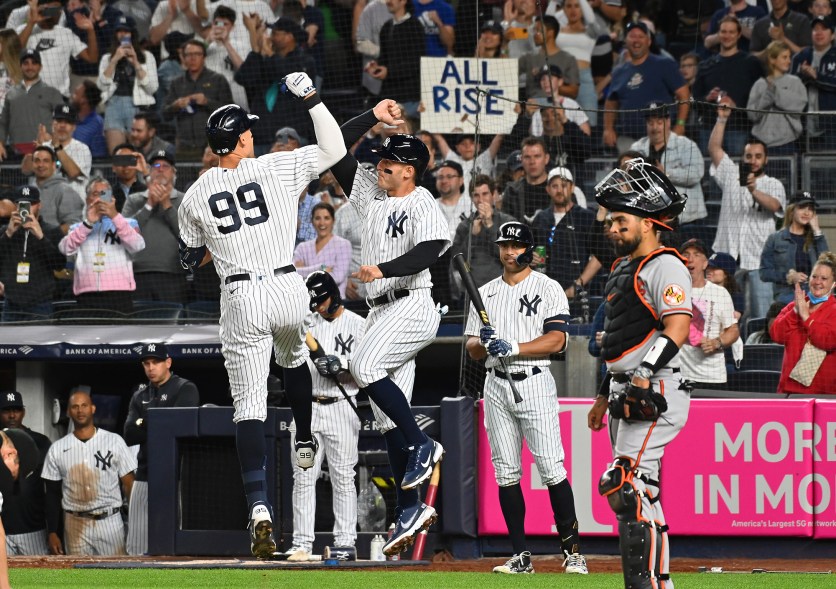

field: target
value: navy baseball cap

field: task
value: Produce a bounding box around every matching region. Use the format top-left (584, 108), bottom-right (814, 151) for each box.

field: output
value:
top-left (535, 64), bottom-right (563, 81)
top-left (791, 190), bottom-right (818, 209)
top-left (812, 15), bottom-right (835, 32)
top-left (0, 391), bottom-right (23, 410)
top-left (12, 185), bottom-right (40, 203)
top-left (115, 15), bottom-right (136, 32)
top-left (707, 252), bottom-right (737, 276)
top-left (644, 101), bottom-right (668, 119)
top-left (481, 20), bottom-right (503, 35)
top-left (679, 238), bottom-right (710, 257)
top-left (149, 149), bottom-right (176, 167)
top-left (274, 127), bottom-right (301, 145)
top-left (625, 21), bottom-right (650, 36)
top-left (140, 343), bottom-right (169, 360)
top-left (20, 49), bottom-right (41, 64)
top-left (506, 150), bottom-right (523, 172)
top-left (53, 104), bottom-right (78, 122)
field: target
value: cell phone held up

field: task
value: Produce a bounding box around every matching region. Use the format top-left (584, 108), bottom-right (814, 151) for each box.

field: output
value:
top-left (506, 27), bottom-right (528, 40)
top-left (41, 6), bottom-right (62, 20)
top-left (738, 161), bottom-right (752, 187)
top-left (17, 200), bottom-right (31, 223)
top-left (112, 154), bottom-right (138, 167)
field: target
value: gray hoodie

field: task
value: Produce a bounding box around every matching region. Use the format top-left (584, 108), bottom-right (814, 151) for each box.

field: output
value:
top-left (36, 175), bottom-right (84, 229)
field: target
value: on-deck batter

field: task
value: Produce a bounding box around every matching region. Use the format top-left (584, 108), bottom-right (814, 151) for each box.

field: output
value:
top-left (587, 159), bottom-right (692, 589)
top-left (464, 221), bottom-right (588, 575)
top-left (177, 72), bottom-right (346, 559)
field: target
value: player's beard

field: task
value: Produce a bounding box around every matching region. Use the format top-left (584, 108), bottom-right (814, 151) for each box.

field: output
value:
top-left (613, 233), bottom-right (642, 257)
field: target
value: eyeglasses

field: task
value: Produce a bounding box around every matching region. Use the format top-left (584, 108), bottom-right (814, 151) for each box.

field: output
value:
top-left (183, 52), bottom-right (204, 57)
top-left (152, 162), bottom-right (173, 170)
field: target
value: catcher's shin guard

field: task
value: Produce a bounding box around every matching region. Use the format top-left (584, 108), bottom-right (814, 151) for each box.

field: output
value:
top-left (618, 519), bottom-right (655, 589)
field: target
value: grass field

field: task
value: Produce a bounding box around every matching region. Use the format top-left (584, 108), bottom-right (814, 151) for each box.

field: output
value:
top-left (7, 569), bottom-right (835, 589)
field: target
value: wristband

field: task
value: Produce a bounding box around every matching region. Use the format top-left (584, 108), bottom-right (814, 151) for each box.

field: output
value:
top-left (676, 119), bottom-right (686, 126)
top-left (82, 219), bottom-right (93, 229)
top-left (716, 338), bottom-right (724, 351)
top-left (304, 93), bottom-right (323, 110)
top-left (144, 203), bottom-right (153, 212)
top-left (510, 341), bottom-right (520, 356)
top-left (639, 334), bottom-right (680, 375)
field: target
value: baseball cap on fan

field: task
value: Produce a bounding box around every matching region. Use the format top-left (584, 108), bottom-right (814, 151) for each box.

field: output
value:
top-left (11, 185), bottom-right (40, 203)
top-left (140, 343), bottom-right (169, 360)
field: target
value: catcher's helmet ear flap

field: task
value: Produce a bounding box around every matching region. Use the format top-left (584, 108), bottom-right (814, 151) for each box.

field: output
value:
top-left (306, 270), bottom-right (342, 314)
top-left (371, 134), bottom-right (430, 180)
top-left (594, 158), bottom-right (687, 230)
top-left (494, 221), bottom-right (535, 266)
top-left (206, 104), bottom-right (260, 155)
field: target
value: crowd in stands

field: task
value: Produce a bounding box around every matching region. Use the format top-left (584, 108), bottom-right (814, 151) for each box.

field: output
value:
top-left (0, 0), bottom-right (834, 389)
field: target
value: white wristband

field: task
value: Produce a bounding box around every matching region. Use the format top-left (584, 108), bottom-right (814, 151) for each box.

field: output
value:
top-left (144, 203), bottom-right (153, 212)
top-left (510, 341), bottom-right (520, 356)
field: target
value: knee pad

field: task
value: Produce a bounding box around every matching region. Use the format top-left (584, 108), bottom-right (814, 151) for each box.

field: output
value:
top-left (618, 520), bottom-right (655, 589)
top-left (598, 457), bottom-right (641, 521)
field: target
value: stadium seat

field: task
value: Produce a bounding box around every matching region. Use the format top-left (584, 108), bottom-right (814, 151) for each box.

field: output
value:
top-left (744, 317), bottom-right (766, 342)
top-left (725, 370), bottom-right (781, 394)
top-left (130, 301), bottom-right (183, 324)
top-left (738, 344), bottom-right (784, 372)
top-left (184, 300), bottom-right (221, 321)
top-left (53, 308), bottom-right (126, 324)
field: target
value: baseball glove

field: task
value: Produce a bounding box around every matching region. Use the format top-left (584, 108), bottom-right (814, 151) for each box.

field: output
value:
top-left (608, 382), bottom-right (668, 422)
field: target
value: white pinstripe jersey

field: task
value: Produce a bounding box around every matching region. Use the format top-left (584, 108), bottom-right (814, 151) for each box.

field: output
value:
top-left (179, 146), bottom-right (319, 282)
top-left (42, 429), bottom-right (137, 512)
top-left (465, 270), bottom-right (570, 370)
top-left (307, 308), bottom-right (366, 398)
top-left (349, 166), bottom-right (450, 298)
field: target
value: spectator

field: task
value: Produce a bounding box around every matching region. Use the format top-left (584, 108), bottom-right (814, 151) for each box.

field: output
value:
top-left (413, 0), bottom-right (455, 56)
top-left (333, 184), bottom-right (366, 301)
top-left (531, 166), bottom-right (599, 300)
top-left (130, 112), bottom-right (175, 163)
top-left (204, 5), bottom-right (249, 111)
top-left (64, 0), bottom-right (123, 85)
top-left (0, 29), bottom-right (22, 116)
top-left (503, 0), bottom-right (538, 61)
top-left (364, 0), bottom-right (424, 121)
top-left (677, 52), bottom-right (700, 139)
top-left (23, 104), bottom-right (93, 201)
top-left (198, 144), bottom-right (218, 176)
top-left (0, 390), bottom-right (52, 461)
top-left (69, 80), bottom-right (106, 158)
top-left (434, 134), bottom-right (503, 199)
top-left (520, 15), bottom-right (580, 99)
top-left (42, 391), bottom-right (136, 556)
top-left (270, 126), bottom-right (302, 154)
top-left (0, 185), bottom-right (65, 323)
top-left (706, 251), bottom-right (744, 319)
top-left (111, 144), bottom-right (148, 212)
top-left (629, 103), bottom-right (707, 237)
top-left (154, 31), bottom-right (189, 121)
top-left (749, 0), bottom-right (812, 57)
top-left (709, 100), bottom-right (786, 320)
top-left (164, 39), bottom-right (232, 159)
top-left (6, 3), bottom-right (66, 30)
top-left (810, 0), bottom-right (833, 19)
top-left (501, 136), bottom-right (550, 223)
top-left (124, 343), bottom-right (199, 556)
top-left (556, 0), bottom-right (599, 125)
top-left (450, 174), bottom-right (516, 288)
top-left (59, 177), bottom-right (145, 315)
top-left (282, 0), bottom-right (326, 87)
top-left (122, 149), bottom-right (188, 304)
top-left (17, 0), bottom-right (98, 98)
top-left (760, 191), bottom-right (830, 306)
top-left (771, 251), bottom-right (836, 395)
top-left (296, 186), bottom-right (320, 245)
top-left (704, 0), bottom-right (766, 53)
top-left (746, 300), bottom-right (784, 343)
top-left (475, 20), bottom-right (505, 58)
top-left (26, 147), bottom-right (82, 237)
top-left (0, 49), bottom-right (62, 161)
top-left (149, 0), bottom-right (208, 58)
top-left (602, 21), bottom-right (689, 152)
top-left (792, 15), bottom-right (836, 150)
top-left (432, 160), bottom-right (473, 300)
top-left (747, 41), bottom-right (807, 154)
top-left (500, 149), bottom-right (525, 192)
top-left (355, 0), bottom-right (391, 97)
top-left (98, 16), bottom-right (159, 154)
top-left (235, 18), bottom-right (316, 154)
top-left (293, 202), bottom-right (352, 295)
top-left (678, 238), bottom-right (740, 389)
top-left (692, 15), bottom-right (763, 155)
top-left (0, 429), bottom-right (49, 555)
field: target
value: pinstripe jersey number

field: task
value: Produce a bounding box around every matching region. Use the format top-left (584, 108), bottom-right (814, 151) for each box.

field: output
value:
top-left (208, 182), bottom-right (270, 234)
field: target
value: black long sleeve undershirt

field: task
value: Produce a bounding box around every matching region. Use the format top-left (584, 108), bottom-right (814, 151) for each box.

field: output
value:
top-left (331, 109), bottom-right (380, 199)
top-left (378, 240), bottom-right (446, 278)
top-left (45, 479), bottom-right (62, 533)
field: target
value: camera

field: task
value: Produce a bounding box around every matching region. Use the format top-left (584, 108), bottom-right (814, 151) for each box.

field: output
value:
top-left (121, 35), bottom-right (132, 47)
top-left (41, 6), bottom-right (62, 19)
top-left (17, 200), bottom-right (31, 222)
top-left (112, 154), bottom-right (138, 167)
top-left (99, 189), bottom-right (113, 203)
top-left (738, 161), bottom-right (752, 187)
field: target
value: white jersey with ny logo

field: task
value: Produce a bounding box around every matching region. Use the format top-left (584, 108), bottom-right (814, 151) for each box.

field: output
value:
top-left (42, 429), bottom-right (137, 513)
top-left (178, 147), bottom-right (319, 282)
top-left (464, 270), bottom-right (570, 370)
top-left (307, 308), bottom-right (366, 398)
top-left (349, 167), bottom-right (450, 299)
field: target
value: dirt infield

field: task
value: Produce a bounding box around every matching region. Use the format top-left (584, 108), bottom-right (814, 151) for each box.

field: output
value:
top-left (8, 554), bottom-right (833, 574)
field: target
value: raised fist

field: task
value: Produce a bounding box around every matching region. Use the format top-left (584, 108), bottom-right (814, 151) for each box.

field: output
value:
top-left (281, 72), bottom-right (316, 99)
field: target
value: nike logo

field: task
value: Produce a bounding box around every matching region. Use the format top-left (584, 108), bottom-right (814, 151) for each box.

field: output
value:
top-left (230, 287), bottom-right (240, 295)
top-left (63, 448), bottom-right (71, 453)
top-left (487, 293), bottom-right (497, 298)
top-left (420, 455), bottom-right (431, 468)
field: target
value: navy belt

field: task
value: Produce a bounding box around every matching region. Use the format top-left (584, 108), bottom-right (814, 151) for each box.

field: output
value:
top-left (369, 289), bottom-right (409, 307)
top-left (66, 507), bottom-right (120, 520)
top-left (610, 367), bottom-right (680, 384)
top-left (493, 366), bottom-right (542, 381)
top-left (225, 265), bottom-right (296, 285)
top-left (313, 396), bottom-right (340, 405)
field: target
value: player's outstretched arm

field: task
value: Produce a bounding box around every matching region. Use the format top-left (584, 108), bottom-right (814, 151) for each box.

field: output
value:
top-left (283, 72), bottom-right (346, 173)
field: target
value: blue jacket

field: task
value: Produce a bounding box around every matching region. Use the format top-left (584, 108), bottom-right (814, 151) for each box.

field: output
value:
top-left (760, 228), bottom-right (829, 301)
top-left (792, 46), bottom-right (836, 112)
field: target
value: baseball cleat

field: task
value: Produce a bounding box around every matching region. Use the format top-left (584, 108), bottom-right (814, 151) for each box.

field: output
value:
top-left (493, 551), bottom-right (534, 574)
top-left (563, 551), bottom-right (588, 574)
top-left (248, 503), bottom-right (276, 559)
top-left (382, 502), bottom-right (437, 556)
top-left (285, 546), bottom-right (311, 562)
top-left (295, 438), bottom-right (318, 470)
top-left (401, 438), bottom-right (444, 490)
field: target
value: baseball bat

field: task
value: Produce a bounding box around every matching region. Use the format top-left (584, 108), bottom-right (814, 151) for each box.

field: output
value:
top-left (410, 462), bottom-right (441, 561)
top-left (305, 332), bottom-right (368, 426)
top-left (452, 253), bottom-right (523, 403)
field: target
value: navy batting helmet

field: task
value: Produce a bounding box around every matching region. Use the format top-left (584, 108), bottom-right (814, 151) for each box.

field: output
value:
top-left (206, 104), bottom-right (259, 155)
top-left (495, 221), bottom-right (535, 266)
top-left (594, 158), bottom-right (687, 230)
top-left (371, 134), bottom-right (430, 179)
top-left (306, 270), bottom-right (342, 314)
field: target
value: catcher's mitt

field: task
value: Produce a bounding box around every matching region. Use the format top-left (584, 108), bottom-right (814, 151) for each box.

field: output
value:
top-left (609, 382), bottom-right (668, 422)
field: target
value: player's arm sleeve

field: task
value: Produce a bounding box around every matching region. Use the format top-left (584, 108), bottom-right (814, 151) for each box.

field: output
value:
top-left (306, 97), bottom-right (347, 173)
top-left (377, 240), bottom-right (446, 278)
top-left (329, 108), bottom-right (380, 198)
top-left (174, 381), bottom-right (201, 407)
top-left (44, 479), bottom-right (63, 534)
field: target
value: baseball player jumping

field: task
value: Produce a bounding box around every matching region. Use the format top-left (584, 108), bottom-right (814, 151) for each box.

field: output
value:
top-left (327, 101), bottom-right (448, 556)
top-left (177, 72), bottom-right (347, 559)
top-left (465, 221), bottom-right (588, 575)
top-left (587, 159), bottom-right (692, 589)
top-left (285, 271), bottom-right (365, 561)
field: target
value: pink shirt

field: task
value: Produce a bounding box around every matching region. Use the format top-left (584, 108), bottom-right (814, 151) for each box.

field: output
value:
top-left (293, 234), bottom-right (353, 297)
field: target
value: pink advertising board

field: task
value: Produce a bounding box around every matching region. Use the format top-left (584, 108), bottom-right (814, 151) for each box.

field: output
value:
top-left (477, 398), bottom-right (836, 539)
